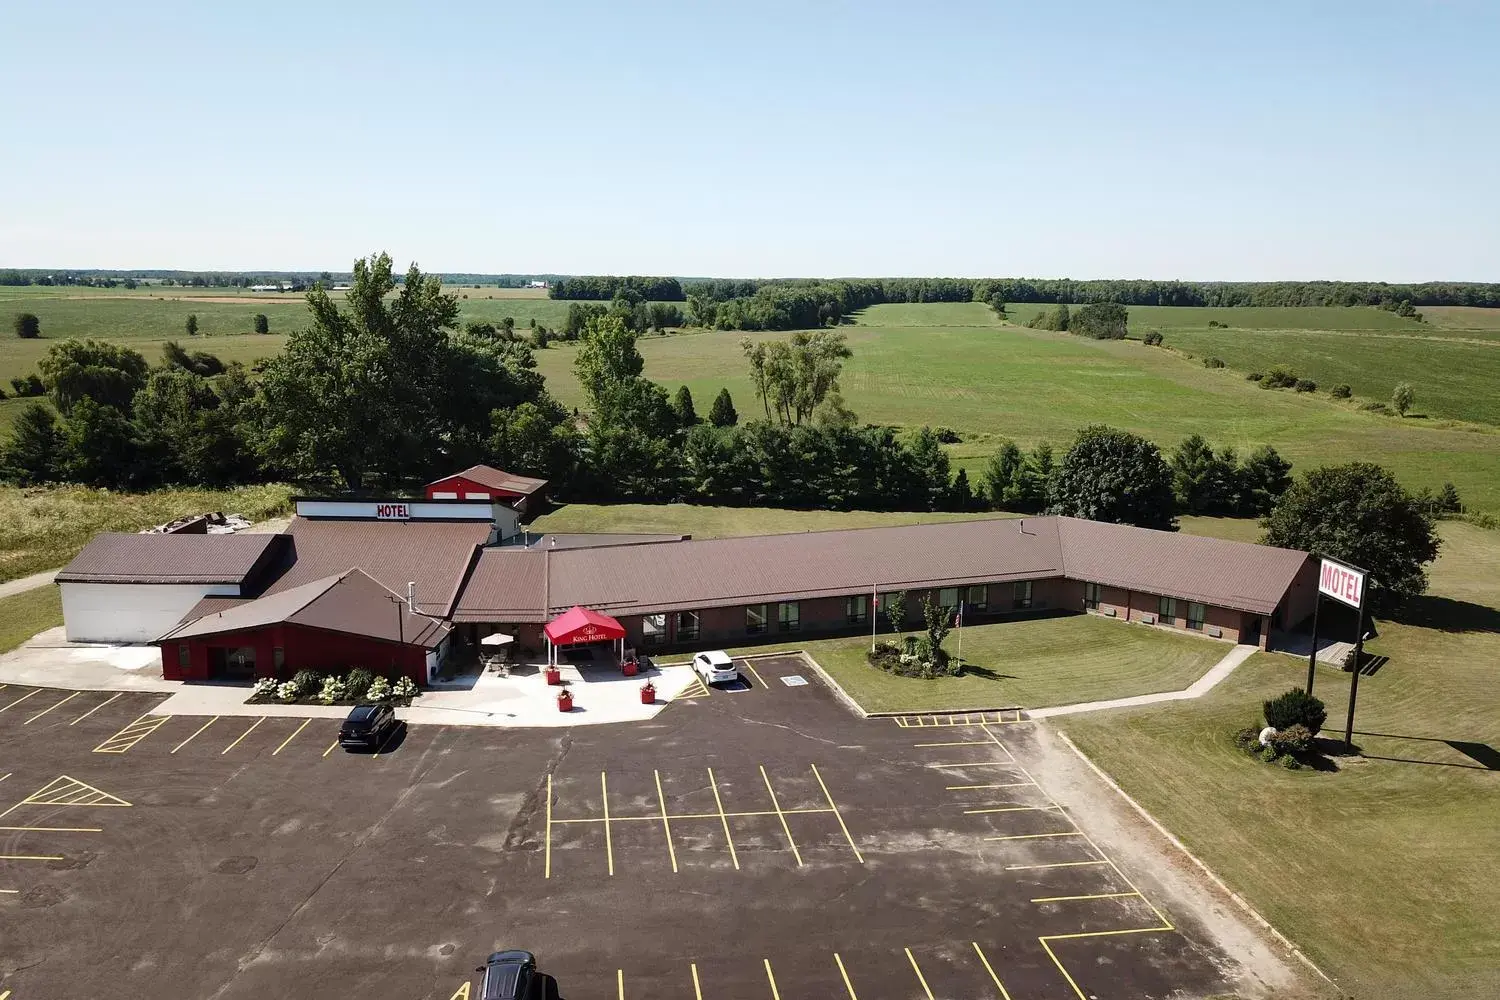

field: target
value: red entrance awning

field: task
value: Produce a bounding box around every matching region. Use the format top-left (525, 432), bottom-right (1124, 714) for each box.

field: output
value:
top-left (544, 605), bottom-right (626, 645)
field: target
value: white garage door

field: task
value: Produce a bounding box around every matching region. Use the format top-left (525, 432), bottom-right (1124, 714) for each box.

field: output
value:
top-left (60, 582), bottom-right (239, 644)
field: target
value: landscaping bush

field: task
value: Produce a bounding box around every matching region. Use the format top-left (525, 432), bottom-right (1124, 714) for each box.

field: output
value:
top-left (392, 676), bottom-right (418, 699)
top-left (366, 676), bottom-right (392, 702)
top-left (290, 669), bottom-right (323, 696)
top-left (1234, 726), bottom-right (1262, 751)
top-left (1263, 687), bottom-right (1328, 734)
top-left (1246, 371), bottom-right (1263, 381)
top-left (252, 677), bottom-right (277, 699)
top-left (317, 676), bottom-right (347, 705)
top-left (1294, 379), bottom-right (1318, 393)
top-left (1268, 723), bottom-right (1314, 756)
top-left (1142, 330), bottom-right (1163, 346)
top-left (1331, 384), bottom-right (1352, 398)
top-left (345, 667), bottom-right (374, 701)
top-left (275, 680), bottom-right (299, 703)
top-left (1203, 356), bottom-right (1225, 369)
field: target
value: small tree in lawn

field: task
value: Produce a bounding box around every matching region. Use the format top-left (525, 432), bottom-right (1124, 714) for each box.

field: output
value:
top-left (1392, 382), bottom-right (1415, 417)
top-left (185, 313), bottom-right (199, 337)
top-left (1263, 687), bottom-right (1328, 734)
top-left (253, 313), bottom-right (269, 334)
top-left (709, 387), bottom-right (738, 427)
top-left (671, 385), bottom-right (697, 427)
top-left (921, 594), bottom-right (953, 665)
top-left (13, 312), bottom-right (40, 339)
top-left (882, 591), bottom-right (906, 636)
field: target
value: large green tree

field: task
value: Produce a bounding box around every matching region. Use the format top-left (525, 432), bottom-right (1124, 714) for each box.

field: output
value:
top-left (38, 339), bottom-right (149, 414)
top-left (0, 403), bottom-right (60, 484)
top-left (257, 252), bottom-right (461, 488)
top-left (574, 314), bottom-right (645, 406)
top-left (1262, 463), bottom-right (1439, 609)
top-left (1047, 425), bottom-right (1177, 529)
top-left (708, 387), bottom-right (738, 427)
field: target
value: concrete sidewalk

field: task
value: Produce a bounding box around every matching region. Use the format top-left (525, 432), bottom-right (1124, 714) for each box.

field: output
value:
top-left (1029, 644), bottom-right (1258, 719)
top-left (0, 568), bottom-right (59, 600)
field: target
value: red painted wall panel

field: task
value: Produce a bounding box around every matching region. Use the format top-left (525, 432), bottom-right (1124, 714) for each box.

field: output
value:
top-left (160, 623), bottom-right (426, 685)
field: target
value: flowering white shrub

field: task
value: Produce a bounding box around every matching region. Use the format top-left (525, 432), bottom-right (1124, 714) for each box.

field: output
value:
top-left (318, 677), bottom-right (347, 705)
top-left (252, 677), bottom-right (278, 698)
top-left (391, 676), bottom-right (418, 699)
top-left (275, 681), bottom-right (299, 702)
top-left (366, 676), bottom-right (392, 701)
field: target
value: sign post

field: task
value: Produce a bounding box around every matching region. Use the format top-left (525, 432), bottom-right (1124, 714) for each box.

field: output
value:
top-left (1314, 556), bottom-right (1370, 748)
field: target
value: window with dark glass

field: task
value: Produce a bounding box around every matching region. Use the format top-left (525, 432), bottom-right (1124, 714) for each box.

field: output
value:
top-left (1013, 580), bottom-right (1033, 609)
top-left (676, 611), bottom-right (700, 641)
top-left (966, 586), bottom-right (988, 611)
top-left (845, 594), bottom-right (868, 625)
top-left (746, 604), bottom-right (767, 634)
top-left (1084, 582), bottom-right (1101, 610)
top-left (778, 602), bottom-right (800, 631)
top-left (642, 613), bottom-right (667, 645)
top-left (1187, 603), bottom-right (1206, 630)
top-left (1158, 596), bottom-right (1177, 623)
top-left (178, 643), bottom-right (190, 669)
top-left (938, 587), bottom-right (958, 610)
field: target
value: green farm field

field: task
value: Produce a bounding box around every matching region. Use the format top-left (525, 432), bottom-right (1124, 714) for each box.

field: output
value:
top-left (1062, 520), bottom-right (1500, 999)
top-left (528, 314), bottom-right (1500, 514)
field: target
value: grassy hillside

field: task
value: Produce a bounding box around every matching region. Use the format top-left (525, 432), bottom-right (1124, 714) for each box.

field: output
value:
top-left (1062, 521), bottom-right (1500, 999)
top-left (0, 483), bottom-right (294, 582)
top-left (530, 321), bottom-right (1500, 514)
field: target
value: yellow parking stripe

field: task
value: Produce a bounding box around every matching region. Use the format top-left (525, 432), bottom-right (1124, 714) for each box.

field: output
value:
top-left (0, 690), bottom-right (41, 714)
top-left (171, 717), bottom-right (218, 753)
top-left (833, 953), bottom-right (859, 999)
top-left (1032, 891), bottom-right (1141, 904)
top-left (964, 805), bottom-right (1062, 815)
top-left (1006, 860), bottom-right (1109, 871)
top-left (24, 691), bottom-right (81, 724)
top-left (985, 831), bottom-right (1084, 842)
top-left (811, 763), bottom-right (864, 864)
top-left (904, 948), bottom-right (935, 1000)
top-left (760, 764), bottom-right (802, 866)
top-left (971, 942), bottom-right (1013, 1000)
top-left (323, 739), bottom-right (339, 757)
top-left (92, 713), bottom-right (169, 753)
top-left (707, 767), bottom-right (740, 870)
top-left (654, 769), bottom-right (679, 874)
top-left (69, 692), bottom-right (121, 725)
top-left (763, 959), bottom-right (781, 1000)
top-left (601, 771), bottom-right (615, 877)
top-left (272, 718), bottom-right (311, 755)
top-left (0, 853), bottom-right (65, 861)
top-left (690, 963), bottom-right (703, 1000)
top-left (744, 659), bottom-right (768, 687)
top-left (544, 773), bottom-right (554, 878)
top-left (221, 717), bottom-right (264, 754)
top-left (617, 969), bottom-right (624, 1000)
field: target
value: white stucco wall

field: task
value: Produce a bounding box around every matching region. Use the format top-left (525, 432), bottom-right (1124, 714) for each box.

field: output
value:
top-left (60, 582), bottom-right (240, 644)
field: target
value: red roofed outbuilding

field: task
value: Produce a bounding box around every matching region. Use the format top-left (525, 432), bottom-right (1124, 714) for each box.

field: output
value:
top-left (425, 464), bottom-right (548, 516)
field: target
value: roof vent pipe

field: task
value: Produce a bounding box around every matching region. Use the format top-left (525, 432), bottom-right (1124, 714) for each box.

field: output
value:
top-left (407, 581), bottom-right (416, 612)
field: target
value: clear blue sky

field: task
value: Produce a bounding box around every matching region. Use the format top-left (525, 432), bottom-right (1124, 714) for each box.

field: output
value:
top-left (2, 1), bottom-right (1496, 280)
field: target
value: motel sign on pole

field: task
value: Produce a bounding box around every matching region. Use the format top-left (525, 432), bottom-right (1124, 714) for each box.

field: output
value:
top-left (1306, 555), bottom-right (1371, 747)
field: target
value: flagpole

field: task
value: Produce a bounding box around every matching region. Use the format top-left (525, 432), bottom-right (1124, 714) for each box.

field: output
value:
top-left (871, 584), bottom-right (877, 651)
top-left (956, 600), bottom-right (963, 672)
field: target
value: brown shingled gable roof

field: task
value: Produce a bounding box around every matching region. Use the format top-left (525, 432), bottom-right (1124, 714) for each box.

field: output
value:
top-left (431, 464), bottom-right (547, 495)
top-left (56, 532), bottom-right (284, 586)
top-left (451, 515), bottom-right (1308, 623)
top-left (262, 517), bottom-right (490, 618)
top-left (160, 568), bottom-right (449, 647)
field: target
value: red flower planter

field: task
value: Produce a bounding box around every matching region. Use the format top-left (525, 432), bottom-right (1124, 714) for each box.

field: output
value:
top-left (557, 690), bottom-right (573, 712)
top-left (545, 667), bottom-right (562, 686)
top-left (640, 683), bottom-right (656, 704)
top-left (622, 661), bottom-right (638, 677)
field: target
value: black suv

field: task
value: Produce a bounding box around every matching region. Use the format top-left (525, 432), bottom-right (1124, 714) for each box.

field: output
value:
top-left (338, 704), bottom-right (397, 751)
top-left (476, 950), bottom-right (537, 1000)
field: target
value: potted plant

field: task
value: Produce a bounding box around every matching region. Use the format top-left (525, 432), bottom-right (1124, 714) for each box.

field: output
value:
top-left (640, 680), bottom-right (656, 705)
top-left (622, 659), bottom-right (639, 677)
top-left (557, 687), bottom-right (574, 712)
top-left (545, 664), bottom-right (562, 686)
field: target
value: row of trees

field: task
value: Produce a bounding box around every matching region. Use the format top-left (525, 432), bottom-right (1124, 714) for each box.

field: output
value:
top-left (549, 276), bottom-right (685, 301)
top-left (562, 299), bottom-right (685, 339)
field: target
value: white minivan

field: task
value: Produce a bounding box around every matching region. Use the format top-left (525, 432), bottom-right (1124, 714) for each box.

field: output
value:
top-left (692, 650), bottom-right (738, 685)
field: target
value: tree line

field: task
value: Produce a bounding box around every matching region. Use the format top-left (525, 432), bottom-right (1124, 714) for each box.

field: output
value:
top-left (549, 276), bottom-right (685, 301)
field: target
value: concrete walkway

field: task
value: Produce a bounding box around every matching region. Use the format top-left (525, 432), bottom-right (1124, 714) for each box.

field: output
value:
top-left (1029, 644), bottom-right (1259, 719)
top-left (0, 568), bottom-right (58, 600)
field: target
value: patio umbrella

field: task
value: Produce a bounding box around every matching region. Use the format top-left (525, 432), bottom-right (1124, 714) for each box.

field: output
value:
top-left (480, 632), bottom-right (515, 647)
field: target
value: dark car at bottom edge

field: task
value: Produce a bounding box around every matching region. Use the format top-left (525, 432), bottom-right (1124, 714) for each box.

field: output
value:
top-left (477, 950), bottom-right (537, 1000)
top-left (337, 703), bottom-right (397, 751)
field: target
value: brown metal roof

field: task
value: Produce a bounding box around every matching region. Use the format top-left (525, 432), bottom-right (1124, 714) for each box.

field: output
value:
top-left (56, 532), bottom-right (284, 586)
top-left (450, 548), bottom-right (549, 622)
top-left (1055, 516), bottom-right (1308, 615)
top-left (262, 518), bottom-right (490, 617)
top-left (432, 464), bottom-right (547, 495)
top-left (450, 515), bottom-right (1308, 623)
top-left (160, 568), bottom-right (449, 647)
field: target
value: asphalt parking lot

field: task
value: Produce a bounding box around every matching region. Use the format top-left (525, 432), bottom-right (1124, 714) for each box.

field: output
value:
top-left (0, 658), bottom-right (1287, 999)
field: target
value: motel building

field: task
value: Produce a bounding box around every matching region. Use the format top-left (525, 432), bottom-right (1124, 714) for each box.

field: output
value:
top-left (54, 464), bottom-right (1321, 688)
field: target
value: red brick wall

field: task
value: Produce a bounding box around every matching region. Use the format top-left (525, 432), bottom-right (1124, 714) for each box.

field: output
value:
top-left (161, 623), bottom-right (427, 685)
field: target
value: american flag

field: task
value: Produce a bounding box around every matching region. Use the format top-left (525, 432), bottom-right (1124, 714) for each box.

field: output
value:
top-left (953, 602), bottom-right (963, 628)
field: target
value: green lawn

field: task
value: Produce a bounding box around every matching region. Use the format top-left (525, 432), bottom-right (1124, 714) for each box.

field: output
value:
top-left (0, 483), bottom-right (294, 583)
top-left (1061, 521), bottom-right (1500, 1000)
top-left (0, 585), bottom-right (63, 653)
top-left (531, 319), bottom-right (1500, 515)
top-left (725, 613), bottom-right (1228, 713)
top-left (1005, 302), bottom-right (1437, 334)
top-left (529, 502), bottom-right (1009, 538)
top-left (851, 301), bottom-right (1003, 327)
